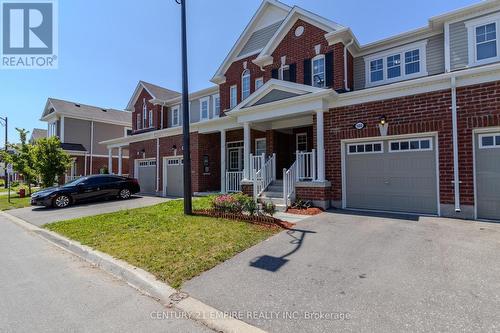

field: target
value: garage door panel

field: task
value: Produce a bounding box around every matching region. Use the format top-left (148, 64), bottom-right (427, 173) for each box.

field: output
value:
top-left (165, 158), bottom-right (184, 197)
top-left (137, 160), bottom-right (156, 194)
top-left (475, 133), bottom-right (500, 220)
top-left (346, 137), bottom-right (438, 215)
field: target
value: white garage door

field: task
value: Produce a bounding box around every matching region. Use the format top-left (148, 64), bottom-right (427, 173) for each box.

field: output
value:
top-left (475, 132), bottom-right (500, 221)
top-left (164, 158), bottom-right (184, 197)
top-left (137, 159), bottom-right (156, 194)
top-left (345, 136), bottom-right (438, 215)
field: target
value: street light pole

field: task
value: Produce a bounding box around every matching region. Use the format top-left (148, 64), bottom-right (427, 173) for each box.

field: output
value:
top-left (0, 117), bottom-right (7, 189)
top-left (177, 0), bottom-right (192, 215)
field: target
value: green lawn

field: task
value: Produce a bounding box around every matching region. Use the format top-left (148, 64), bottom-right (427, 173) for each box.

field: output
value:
top-left (46, 197), bottom-right (279, 288)
top-left (0, 194), bottom-right (32, 210)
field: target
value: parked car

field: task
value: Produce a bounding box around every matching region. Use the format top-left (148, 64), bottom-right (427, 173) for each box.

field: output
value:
top-left (31, 175), bottom-right (141, 208)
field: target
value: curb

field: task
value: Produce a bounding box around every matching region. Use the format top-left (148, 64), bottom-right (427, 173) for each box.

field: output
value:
top-left (0, 211), bottom-right (267, 333)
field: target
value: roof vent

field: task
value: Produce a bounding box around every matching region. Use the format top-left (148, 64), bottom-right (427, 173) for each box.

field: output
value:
top-left (75, 104), bottom-right (81, 107)
top-left (101, 109), bottom-right (107, 112)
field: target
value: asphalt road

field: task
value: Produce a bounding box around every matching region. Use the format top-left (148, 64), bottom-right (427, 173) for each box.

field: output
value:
top-left (8, 196), bottom-right (169, 226)
top-left (183, 211), bottom-right (500, 333)
top-left (0, 216), bottom-right (211, 333)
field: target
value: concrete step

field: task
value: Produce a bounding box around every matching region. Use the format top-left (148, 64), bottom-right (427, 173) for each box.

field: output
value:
top-left (266, 185), bottom-right (283, 193)
top-left (258, 197), bottom-right (287, 212)
top-left (260, 191), bottom-right (283, 199)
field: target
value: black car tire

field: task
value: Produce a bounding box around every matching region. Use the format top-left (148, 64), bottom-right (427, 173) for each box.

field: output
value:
top-left (119, 188), bottom-right (131, 200)
top-left (53, 195), bottom-right (71, 208)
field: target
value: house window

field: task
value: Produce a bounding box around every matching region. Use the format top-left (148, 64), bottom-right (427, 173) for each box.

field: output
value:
top-left (255, 138), bottom-right (266, 156)
top-left (279, 65), bottom-right (290, 81)
top-left (312, 55), bottom-right (325, 88)
top-left (370, 59), bottom-right (383, 82)
top-left (347, 142), bottom-right (383, 154)
top-left (479, 133), bottom-right (500, 149)
top-left (213, 94), bottom-right (220, 118)
top-left (365, 41), bottom-right (427, 87)
top-left (466, 14), bottom-right (500, 66)
top-left (476, 23), bottom-right (497, 61)
top-left (171, 106), bottom-right (180, 127)
top-left (241, 69), bottom-right (251, 100)
top-left (296, 133), bottom-right (308, 152)
top-left (148, 110), bottom-right (153, 127)
top-left (255, 77), bottom-right (264, 90)
top-left (389, 138), bottom-right (433, 152)
top-left (200, 97), bottom-right (209, 121)
top-left (387, 54), bottom-right (401, 79)
top-left (136, 114), bottom-right (141, 130)
top-left (48, 122), bottom-right (57, 137)
top-left (230, 85), bottom-right (237, 108)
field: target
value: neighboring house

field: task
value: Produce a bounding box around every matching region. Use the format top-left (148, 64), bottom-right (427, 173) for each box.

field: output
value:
top-left (29, 128), bottom-right (47, 144)
top-left (41, 98), bottom-right (132, 181)
top-left (103, 0), bottom-right (500, 221)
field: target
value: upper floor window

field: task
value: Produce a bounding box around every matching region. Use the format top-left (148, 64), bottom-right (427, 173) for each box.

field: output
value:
top-left (365, 41), bottom-right (427, 87)
top-left (200, 97), bottom-right (209, 121)
top-left (171, 106), bottom-right (180, 127)
top-left (148, 110), bottom-right (153, 127)
top-left (255, 77), bottom-right (264, 90)
top-left (466, 14), bottom-right (500, 66)
top-left (279, 65), bottom-right (290, 81)
top-left (136, 114), bottom-right (141, 130)
top-left (230, 85), bottom-right (237, 108)
top-left (213, 94), bottom-right (220, 118)
top-left (48, 121), bottom-right (57, 137)
top-left (241, 69), bottom-right (250, 100)
top-left (312, 55), bottom-right (325, 88)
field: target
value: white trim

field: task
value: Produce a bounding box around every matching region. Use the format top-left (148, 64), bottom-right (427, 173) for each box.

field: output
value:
top-left (444, 22), bottom-right (451, 72)
top-left (148, 109), bottom-right (153, 128)
top-left (466, 13), bottom-right (500, 67)
top-left (347, 141), bottom-right (384, 155)
top-left (199, 96), bottom-right (210, 121)
top-left (364, 40), bottom-right (428, 87)
top-left (212, 94), bottom-right (220, 118)
top-left (388, 137), bottom-right (434, 153)
top-left (171, 105), bottom-right (180, 127)
top-left (241, 69), bottom-right (251, 100)
top-left (478, 132), bottom-right (500, 149)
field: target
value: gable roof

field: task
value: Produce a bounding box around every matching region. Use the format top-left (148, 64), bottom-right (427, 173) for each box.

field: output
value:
top-left (30, 128), bottom-right (47, 142)
top-left (41, 98), bottom-right (131, 126)
top-left (211, 0), bottom-right (291, 84)
top-left (126, 81), bottom-right (181, 110)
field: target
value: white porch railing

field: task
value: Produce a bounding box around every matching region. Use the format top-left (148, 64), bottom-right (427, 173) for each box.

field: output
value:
top-left (226, 171), bottom-right (243, 193)
top-left (250, 154), bottom-right (263, 180)
top-left (296, 149), bottom-right (317, 181)
top-left (283, 161), bottom-right (298, 207)
top-left (253, 153), bottom-right (276, 198)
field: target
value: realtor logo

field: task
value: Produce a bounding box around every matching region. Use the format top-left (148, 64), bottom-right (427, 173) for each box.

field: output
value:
top-left (1, 0), bottom-right (58, 69)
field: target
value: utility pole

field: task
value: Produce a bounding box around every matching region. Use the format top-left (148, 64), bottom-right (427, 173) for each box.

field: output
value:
top-left (177, 0), bottom-right (192, 214)
top-left (0, 117), bottom-right (7, 189)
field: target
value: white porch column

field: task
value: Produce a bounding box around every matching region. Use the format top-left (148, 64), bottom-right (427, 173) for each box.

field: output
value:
top-left (316, 110), bottom-right (325, 182)
top-left (243, 122), bottom-right (251, 180)
top-left (220, 129), bottom-right (226, 193)
top-left (108, 148), bottom-right (113, 174)
top-left (118, 147), bottom-right (123, 175)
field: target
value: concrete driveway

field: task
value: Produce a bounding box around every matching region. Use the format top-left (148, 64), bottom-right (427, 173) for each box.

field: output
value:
top-left (183, 211), bottom-right (500, 333)
top-left (8, 196), bottom-right (169, 226)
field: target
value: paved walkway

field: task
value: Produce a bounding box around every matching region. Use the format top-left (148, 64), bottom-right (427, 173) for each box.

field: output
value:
top-left (0, 216), bottom-right (211, 333)
top-left (8, 196), bottom-right (168, 226)
top-left (183, 210), bottom-right (500, 333)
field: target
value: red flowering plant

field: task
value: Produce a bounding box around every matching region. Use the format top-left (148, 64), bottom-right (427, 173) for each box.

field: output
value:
top-left (211, 194), bottom-right (239, 213)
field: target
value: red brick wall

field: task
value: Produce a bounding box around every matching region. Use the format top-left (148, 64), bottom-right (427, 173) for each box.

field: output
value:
top-left (296, 186), bottom-right (331, 202)
top-left (132, 89), bottom-right (166, 133)
top-left (219, 19), bottom-right (351, 113)
top-left (71, 155), bottom-right (129, 176)
top-left (325, 80), bottom-right (500, 206)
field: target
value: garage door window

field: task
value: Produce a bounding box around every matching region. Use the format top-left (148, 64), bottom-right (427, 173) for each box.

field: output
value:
top-left (479, 133), bottom-right (500, 148)
top-left (348, 142), bottom-right (383, 154)
top-left (167, 159), bottom-right (183, 165)
top-left (139, 160), bottom-right (156, 167)
top-left (390, 138), bottom-right (432, 152)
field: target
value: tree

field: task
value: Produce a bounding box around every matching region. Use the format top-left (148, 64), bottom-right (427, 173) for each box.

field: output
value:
top-left (33, 136), bottom-right (71, 188)
top-left (1, 128), bottom-right (37, 194)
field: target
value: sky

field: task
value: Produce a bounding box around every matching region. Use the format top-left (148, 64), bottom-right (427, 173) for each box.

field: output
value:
top-left (0, 0), bottom-right (479, 143)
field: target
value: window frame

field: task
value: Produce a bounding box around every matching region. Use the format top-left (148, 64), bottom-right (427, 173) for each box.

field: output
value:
top-left (142, 101), bottom-right (148, 128)
top-left (296, 133), bottom-right (308, 152)
top-left (230, 85), bottom-right (238, 108)
top-left (478, 133), bottom-right (500, 149)
top-left (212, 94), bottom-right (220, 118)
top-left (136, 114), bottom-right (141, 130)
top-left (255, 138), bottom-right (266, 156)
top-left (171, 105), bottom-right (180, 127)
top-left (388, 138), bottom-right (433, 153)
top-left (148, 110), bottom-right (153, 127)
top-left (311, 54), bottom-right (326, 88)
top-left (466, 13), bottom-right (500, 67)
top-left (364, 40), bottom-right (428, 87)
top-left (255, 77), bottom-right (264, 90)
top-left (241, 69), bottom-right (251, 100)
top-left (347, 141), bottom-right (384, 155)
top-left (199, 97), bottom-right (210, 121)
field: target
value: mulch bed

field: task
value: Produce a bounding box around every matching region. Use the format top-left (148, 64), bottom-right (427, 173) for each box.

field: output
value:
top-left (193, 210), bottom-right (294, 229)
top-left (286, 207), bottom-right (323, 216)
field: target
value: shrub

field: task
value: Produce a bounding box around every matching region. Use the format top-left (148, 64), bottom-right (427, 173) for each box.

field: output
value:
top-left (211, 195), bottom-right (238, 213)
top-left (291, 199), bottom-right (312, 210)
top-left (262, 202), bottom-right (276, 217)
top-left (244, 198), bottom-right (258, 216)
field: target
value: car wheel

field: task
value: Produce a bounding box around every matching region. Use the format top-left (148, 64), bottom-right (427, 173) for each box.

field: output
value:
top-left (119, 188), bottom-right (131, 200)
top-left (53, 195), bottom-right (70, 208)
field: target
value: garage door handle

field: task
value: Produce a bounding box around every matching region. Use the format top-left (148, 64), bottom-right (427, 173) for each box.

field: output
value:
top-left (384, 180), bottom-right (390, 185)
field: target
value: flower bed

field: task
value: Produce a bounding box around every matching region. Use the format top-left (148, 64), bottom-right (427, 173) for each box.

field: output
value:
top-left (193, 209), bottom-right (294, 229)
top-left (286, 207), bottom-right (323, 216)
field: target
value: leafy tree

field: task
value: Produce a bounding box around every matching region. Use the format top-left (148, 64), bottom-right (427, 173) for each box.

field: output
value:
top-left (1, 128), bottom-right (37, 194)
top-left (32, 136), bottom-right (71, 188)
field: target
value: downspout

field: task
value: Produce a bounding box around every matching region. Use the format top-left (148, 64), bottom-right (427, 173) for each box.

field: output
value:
top-left (451, 76), bottom-right (461, 212)
top-left (90, 121), bottom-right (94, 175)
top-left (344, 39), bottom-right (354, 91)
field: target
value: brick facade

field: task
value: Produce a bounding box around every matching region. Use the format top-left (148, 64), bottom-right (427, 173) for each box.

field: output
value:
top-left (70, 155), bottom-right (129, 177)
top-left (132, 89), bottom-right (166, 133)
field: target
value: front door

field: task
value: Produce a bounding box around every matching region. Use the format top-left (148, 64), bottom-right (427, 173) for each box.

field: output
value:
top-left (227, 144), bottom-right (244, 172)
